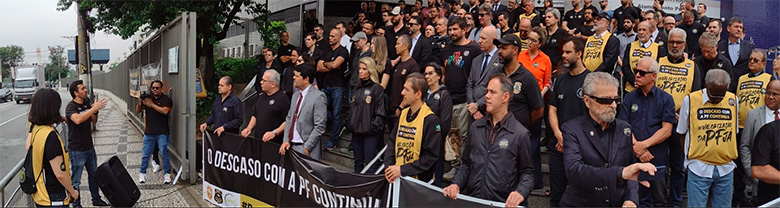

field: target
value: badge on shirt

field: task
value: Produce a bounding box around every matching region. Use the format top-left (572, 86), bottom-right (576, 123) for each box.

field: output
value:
top-left (624, 128), bottom-right (631, 136)
top-left (717, 62), bottom-right (723, 68)
top-left (269, 99), bottom-right (275, 105)
top-left (558, 94), bottom-right (564, 100)
top-left (464, 50), bottom-right (470, 57)
top-left (729, 98), bottom-right (736, 106)
top-left (366, 95), bottom-right (372, 104)
top-left (402, 69), bottom-right (407, 75)
top-left (493, 62), bottom-right (499, 67)
top-left (692, 29), bottom-right (698, 34)
top-left (658, 41), bottom-right (664, 46)
top-left (618, 11), bottom-right (622, 15)
top-left (331, 56), bottom-right (336, 61)
top-left (60, 163), bottom-right (66, 171)
top-left (364, 89), bottom-right (371, 95)
top-left (589, 131), bottom-right (595, 136)
top-left (499, 139), bottom-right (509, 149)
top-left (513, 82), bottom-right (522, 94)
top-left (533, 62), bottom-right (539, 68)
top-left (631, 104), bottom-right (639, 112)
top-left (685, 63), bottom-right (692, 68)
top-left (576, 88), bottom-right (584, 99)
top-left (551, 38), bottom-right (558, 44)
top-left (223, 107), bottom-right (228, 112)
top-left (434, 93), bottom-right (441, 100)
top-left (436, 124), bottom-right (441, 132)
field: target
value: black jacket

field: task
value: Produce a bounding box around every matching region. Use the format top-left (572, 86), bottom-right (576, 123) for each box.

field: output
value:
top-left (384, 106), bottom-right (442, 182)
top-left (410, 34), bottom-right (435, 68)
top-left (451, 113), bottom-right (535, 202)
top-left (348, 80), bottom-right (386, 135)
top-left (425, 86), bottom-right (453, 140)
top-left (718, 39), bottom-right (754, 79)
top-left (694, 54), bottom-right (736, 92)
top-left (560, 115), bottom-right (639, 207)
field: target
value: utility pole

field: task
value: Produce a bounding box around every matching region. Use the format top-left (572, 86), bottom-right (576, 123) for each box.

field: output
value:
top-left (76, 2), bottom-right (94, 100)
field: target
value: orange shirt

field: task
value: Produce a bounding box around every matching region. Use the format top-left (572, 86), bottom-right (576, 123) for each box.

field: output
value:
top-left (517, 50), bottom-right (552, 91)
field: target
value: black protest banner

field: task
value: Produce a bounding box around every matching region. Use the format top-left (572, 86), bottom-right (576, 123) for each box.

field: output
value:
top-left (394, 177), bottom-right (508, 207)
top-left (202, 131), bottom-right (388, 207)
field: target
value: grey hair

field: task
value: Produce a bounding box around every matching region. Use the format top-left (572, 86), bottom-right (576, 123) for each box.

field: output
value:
top-left (705, 69), bottom-right (731, 88)
top-left (583, 72), bottom-right (619, 96)
top-left (698, 31), bottom-right (718, 48)
top-left (669, 28), bottom-right (687, 41)
top-left (639, 57), bottom-right (660, 73)
top-left (752, 49), bottom-right (767, 62)
top-left (727, 17), bottom-right (743, 27)
top-left (489, 73), bottom-right (513, 95)
top-left (479, 3), bottom-right (492, 14)
top-left (545, 8), bottom-right (560, 20)
top-left (265, 69), bottom-right (281, 85)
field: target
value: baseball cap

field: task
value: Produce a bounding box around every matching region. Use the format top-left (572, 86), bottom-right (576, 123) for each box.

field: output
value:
top-left (494, 33), bottom-right (522, 47)
top-left (596, 12), bottom-right (612, 22)
top-left (351, 32), bottom-right (368, 42)
top-left (390, 6), bottom-right (402, 15)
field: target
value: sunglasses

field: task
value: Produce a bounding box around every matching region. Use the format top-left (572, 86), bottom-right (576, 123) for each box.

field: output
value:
top-left (409, 22), bottom-right (420, 26)
top-left (588, 94), bottom-right (621, 105)
top-left (749, 58), bottom-right (762, 63)
top-left (479, 13), bottom-right (490, 17)
top-left (635, 69), bottom-right (654, 76)
top-left (151, 87), bottom-right (161, 90)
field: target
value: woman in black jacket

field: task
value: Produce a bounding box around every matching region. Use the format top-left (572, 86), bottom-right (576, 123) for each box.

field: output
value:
top-left (348, 57), bottom-right (386, 173)
top-left (422, 62), bottom-right (452, 187)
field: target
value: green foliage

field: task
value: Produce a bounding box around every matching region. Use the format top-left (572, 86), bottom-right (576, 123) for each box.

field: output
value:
top-left (196, 86), bottom-right (218, 125)
top-left (0, 45), bottom-right (25, 79)
top-left (248, 3), bottom-right (286, 52)
top-left (45, 46), bottom-right (71, 82)
top-left (214, 57), bottom-right (258, 84)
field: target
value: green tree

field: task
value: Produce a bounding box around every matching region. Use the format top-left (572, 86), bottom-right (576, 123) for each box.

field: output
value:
top-left (0, 45), bottom-right (25, 80)
top-left (56, 0), bottom-right (270, 89)
top-left (45, 46), bottom-right (71, 83)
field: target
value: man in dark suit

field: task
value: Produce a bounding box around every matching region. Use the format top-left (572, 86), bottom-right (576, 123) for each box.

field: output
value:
top-left (409, 16), bottom-right (434, 67)
top-left (467, 25), bottom-right (501, 122)
top-left (718, 17), bottom-right (754, 85)
top-left (489, 0), bottom-right (508, 25)
top-left (560, 71), bottom-right (657, 207)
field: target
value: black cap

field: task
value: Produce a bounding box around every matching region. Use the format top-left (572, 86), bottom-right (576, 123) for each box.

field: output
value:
top-left (596, 12), bottom-right (612, 22)
top-left (493, 33), bottom-right (522, 47)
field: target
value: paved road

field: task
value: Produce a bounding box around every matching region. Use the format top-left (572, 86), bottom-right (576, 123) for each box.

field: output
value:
top-left (0, 89), bottom-right (71, 204)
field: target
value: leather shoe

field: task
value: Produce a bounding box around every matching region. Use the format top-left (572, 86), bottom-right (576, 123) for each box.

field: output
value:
top-left (93, 199), bottom-right (111, 206)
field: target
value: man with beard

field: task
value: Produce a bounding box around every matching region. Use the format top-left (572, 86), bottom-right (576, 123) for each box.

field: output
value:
top-left (622, 21), bottom-right (666, 93)
top-left (706, 19), bottom-right (723, 42)
top-left (694, 31), bottom-right (734, 92)
top-left (658, 28), bottom-right (703, 207)
top-left (560, 71), bottom-right (656, 207)
top-left (439, 16), bottom-right (482, 179)
top-left (582, 12), bottom-right (620, 73)
top-left (547, 37), bottom-right (590, 207)
top-left (611, 0), bottom-right (640, 35)
top-left (386, 6), bottom-right (410, 62)
top-left (571, 7), bottom-right (596, 40)
top-left (676, 69), bottom-right (739, 207)
top-left (615, 14), bottom-right (637, 67)
top-left (676, 11), bottom-right (705, 58)
top-left (562, 0), bottom-right (585, 35)
top-left (541, 8), bottom-right (569, 76)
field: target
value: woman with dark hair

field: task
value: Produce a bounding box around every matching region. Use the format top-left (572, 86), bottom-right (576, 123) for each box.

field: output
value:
top-left (348, 57), bottom-right (386, 173)
top-left (422, 62), bottom-right (452, 187)
top-left (27, 88), bottom-right (79, 207)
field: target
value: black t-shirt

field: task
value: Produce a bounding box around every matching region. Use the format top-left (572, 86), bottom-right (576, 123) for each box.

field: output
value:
top-left (441, 41), bottom-right (482, 104)
top-left (751, 120), bottom-right (780, 205)
top-left (677, 22), bottom-right (706, 57)
top-left (41, 131), bottom-right (66, 194)
top-left (613, 6), bottom-right (639, 34)
top-left (277, 43), bottom-right (297, 56)
top-left (563, 9), bottom-right (585, 30)
top-left (66, 100), bottom-right (93, 151)
top-left (541, 28), bottom-right (569, 68)
top-left (506, 65), bottom-right (544, 128)
top-left (549, 70), bottom-right (590, 146)
top-left (143, 94), bottom-right (172, 135)
top-left (385, 25), bottom-right (410, 60)
top-left (390, 59), bottom-right (420, 109)
top-left (318, 45), bottom-right (349, 88)
top-left (253, 91), bottom-right (290, 144)
top-left (576, 25), bottom-right (595, 37)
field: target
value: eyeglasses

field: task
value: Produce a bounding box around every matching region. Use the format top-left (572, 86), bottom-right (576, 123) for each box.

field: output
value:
top-left (588, 94), bottom-right (621, 105)
top-left (765, 91), bottom-right (780, 98)
top-left (425, 72), bottom-right (436, 76)
top-left (749, 58), bottom-right (762, 63)
top-left (635, 69), bottom-right (654, 76)
top-left (668, 40), bottom-right (685, 46)
top-left (465, 17), bottom-right (473, 20)
top-left (409, 22), bottom-right (420, 26)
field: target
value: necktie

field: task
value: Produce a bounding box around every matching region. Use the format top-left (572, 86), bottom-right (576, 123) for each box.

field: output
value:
top-left (482, 54), bottom-right (491, 75)
top-left (774, 110), bottom-right (779, 121)
top-left (494, 5), bottom-right (498, 11)
top-left (288, 93), bottom-right (304, 141)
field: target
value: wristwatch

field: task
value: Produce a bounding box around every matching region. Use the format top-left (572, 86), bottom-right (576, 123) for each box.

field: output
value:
top-left (272, 130), bottom-right (277, 135)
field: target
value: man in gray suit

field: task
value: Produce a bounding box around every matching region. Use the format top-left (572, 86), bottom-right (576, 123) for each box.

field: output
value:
top-left (280, 64), bottom-right (328, 159)
top-left (466, 25), bottom-right (501, 122)
top-left (740, 80), bottom-right (780, 185)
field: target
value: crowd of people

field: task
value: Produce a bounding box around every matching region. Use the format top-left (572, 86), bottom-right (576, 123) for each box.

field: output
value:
top-left (201, 0), bottom-right (780, 207)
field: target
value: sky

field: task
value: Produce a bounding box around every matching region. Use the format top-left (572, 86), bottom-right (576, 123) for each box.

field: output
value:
top-left (0, 0), bottom-right (132, 69)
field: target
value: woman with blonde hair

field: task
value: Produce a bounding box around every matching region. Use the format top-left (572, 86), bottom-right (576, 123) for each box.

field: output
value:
top-left (347, 57), bottom-right (386, 173)
top-left (371, 36), bottom-right (393, 89)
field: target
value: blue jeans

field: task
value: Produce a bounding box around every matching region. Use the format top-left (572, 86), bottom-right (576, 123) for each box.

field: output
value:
top-left (529, 121), bottom-right (543, 189)
top-left (141, 134), bottom-right (171, 174)
top-left (322, 87), bottom-right (344, 147)
top-left (667, 130), bottom-right (685, 206)
top-left (69, 148), bottom-right (102, 206)
top-left (352, 133), bottom-right (380, 173)
top-left (686, 168), bottom-right (734, 207)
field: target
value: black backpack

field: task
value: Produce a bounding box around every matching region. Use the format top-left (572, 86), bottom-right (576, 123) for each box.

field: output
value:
top-left (20, 127), bottom-right (44, 194)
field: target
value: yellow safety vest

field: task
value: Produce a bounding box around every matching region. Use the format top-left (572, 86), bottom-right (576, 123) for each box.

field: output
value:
top-left (687, 90), bottom-right (739, 166)
top-left (30, 125), bottom-right (71, 206)
top-left (736, 73), bottom-right (772, 128)
top-left (512, 32), bottom-right (530, 52)
top-left (583, 32), bottom-right (612, 71)
top-left (625, 41), bottom-right (660, 92)
top-left (656, 57), bottom-right (696, 111)
top-left (395, 104), bottom-right (435, 178)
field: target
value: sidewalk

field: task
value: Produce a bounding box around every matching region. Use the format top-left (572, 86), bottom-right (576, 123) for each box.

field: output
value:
top-left (72, 90), bottom-right (210, 207)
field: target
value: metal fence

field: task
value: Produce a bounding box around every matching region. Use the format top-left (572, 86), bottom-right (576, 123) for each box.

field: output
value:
top-left (88, 12), bottom-right (198, 184)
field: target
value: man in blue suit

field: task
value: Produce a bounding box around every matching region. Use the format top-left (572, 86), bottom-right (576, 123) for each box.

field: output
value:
top-left (560, 72), bottom-right (657, 207)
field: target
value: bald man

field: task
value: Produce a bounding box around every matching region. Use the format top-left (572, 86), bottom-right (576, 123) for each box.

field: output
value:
top-left (514, 18), bottom-right (532, 52)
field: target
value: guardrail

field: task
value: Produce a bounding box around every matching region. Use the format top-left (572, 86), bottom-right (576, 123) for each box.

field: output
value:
top-left (0, 124), bottom-right (67, 207)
